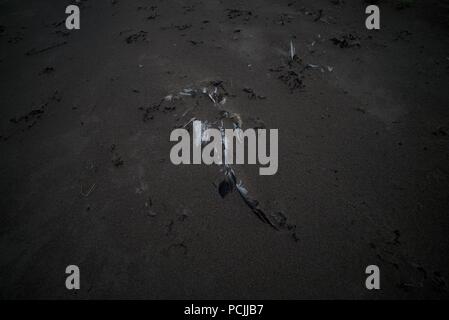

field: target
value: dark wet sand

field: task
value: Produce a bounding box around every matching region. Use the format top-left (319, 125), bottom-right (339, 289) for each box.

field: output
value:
top-left (1, 0), bottom-right (449, 299)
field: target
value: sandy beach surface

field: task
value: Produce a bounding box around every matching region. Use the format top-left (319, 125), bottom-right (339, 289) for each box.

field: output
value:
top-left (1, 0), bottom-right (449, 299)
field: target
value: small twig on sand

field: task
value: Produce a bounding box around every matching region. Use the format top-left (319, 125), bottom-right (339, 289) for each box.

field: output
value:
top-left (80, 183), bottom-right (96, 197)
